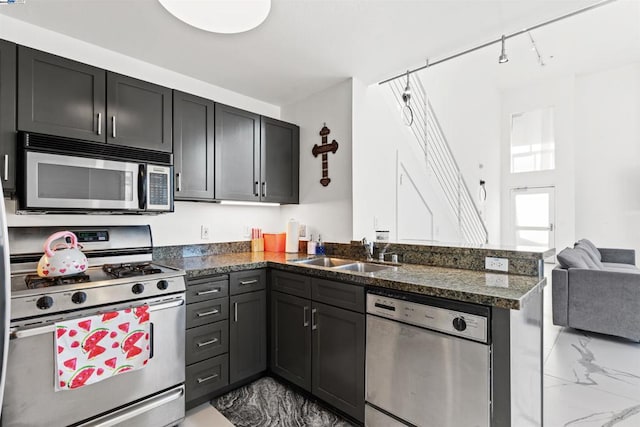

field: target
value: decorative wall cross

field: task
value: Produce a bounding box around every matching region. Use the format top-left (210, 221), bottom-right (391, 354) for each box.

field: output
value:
top-left (312, 123), bottom-right (339, 187)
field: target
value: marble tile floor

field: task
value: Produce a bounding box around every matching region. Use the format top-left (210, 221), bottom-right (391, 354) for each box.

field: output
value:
top-left (182, 270), bottom-right (640, 427)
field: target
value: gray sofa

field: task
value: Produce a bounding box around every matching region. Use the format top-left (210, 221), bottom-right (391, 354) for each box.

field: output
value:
top-left (552, 239), bottom-right (640, 341)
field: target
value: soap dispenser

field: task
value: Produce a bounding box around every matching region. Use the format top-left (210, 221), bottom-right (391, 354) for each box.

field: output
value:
top-left (315, 234), bottom-right (326, 255)
top-left (307, 234), bottom-right (317, 255)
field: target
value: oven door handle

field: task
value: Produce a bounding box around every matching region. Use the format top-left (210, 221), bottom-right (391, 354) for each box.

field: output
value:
top-left (10, 324), bottom-right (55, 339)
top-left (78, 385), bottom-right (184, 427)
top-left (149, 298), bottom-right (185, 312)
top-left (11, 299), bottom-right (184, 339)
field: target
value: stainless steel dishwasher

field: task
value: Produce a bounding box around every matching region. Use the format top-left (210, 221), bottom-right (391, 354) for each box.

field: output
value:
top-left (365, 289), bottom-right (491, 427)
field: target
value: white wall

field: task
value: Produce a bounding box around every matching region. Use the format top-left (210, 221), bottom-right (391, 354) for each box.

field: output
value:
top-left (0, 14), bottom-right (284, 246)
top-left (280, 79), bottom-right (354, 243)
top-left (500, 77), bottom-right (576, 252)
top-left (574, 63), bottom-right (640, 252)
top-left (351, 78), bottom-right (459, 243)
top-left (420, 61), bottom-right (502, 244)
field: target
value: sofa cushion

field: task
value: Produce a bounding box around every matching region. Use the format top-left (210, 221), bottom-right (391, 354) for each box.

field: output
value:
top-left (575, 242), bottom-right (604, 268)
top-left (557, 247), bottom-right (590, 269)
top-left (577, 239), bottom-right (602, 261)
top-left (574, 246), bottom-right (602, 269)
top-left (602, 262), bottom-right (640, 271)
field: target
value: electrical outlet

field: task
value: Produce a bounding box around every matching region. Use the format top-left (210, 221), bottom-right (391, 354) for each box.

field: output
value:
top-left (485, 257), bottom-right (508, 272)
top-left (243, 226), bottom-right (251, 238)
top-left (200, 225), bottom-right (210, 240)
top-left (298, 224), bottom-right (307, 238)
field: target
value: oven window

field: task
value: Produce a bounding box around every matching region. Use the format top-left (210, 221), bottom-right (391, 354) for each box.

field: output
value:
top-left (38, 163), bottom-right (133, 201)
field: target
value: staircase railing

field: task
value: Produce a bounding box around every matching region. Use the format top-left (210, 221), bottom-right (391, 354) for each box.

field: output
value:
top-left (388, 74), bottom-right (488, 245)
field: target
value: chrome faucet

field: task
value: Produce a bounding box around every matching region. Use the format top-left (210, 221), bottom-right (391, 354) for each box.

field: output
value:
top-left (361, 237), bottom-right (373, 261)
top-left (378, 242), bottom-right (391, 262)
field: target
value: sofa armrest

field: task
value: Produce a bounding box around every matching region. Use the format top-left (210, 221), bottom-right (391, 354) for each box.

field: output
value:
top-left (552, 267), bottom-right (569, 326)
top-left (599, 248), bottom-right (636, 266)
top-left (568, 268), bottom-right (640, 341)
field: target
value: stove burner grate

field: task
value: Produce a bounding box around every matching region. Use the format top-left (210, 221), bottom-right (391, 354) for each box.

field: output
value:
top-left (25, 273), bottom-right (91, 289)
top-left (102, 262), bottom-right (163, 279)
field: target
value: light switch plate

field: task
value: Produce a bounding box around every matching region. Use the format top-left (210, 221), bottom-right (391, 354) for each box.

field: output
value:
top-left (201, 225), bottom-right (210, 240)
top-left (485, 257), bottom-right (508, 272)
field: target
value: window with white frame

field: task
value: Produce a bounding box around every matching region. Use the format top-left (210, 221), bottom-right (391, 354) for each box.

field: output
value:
top-left (510, 107), bottom-right (555, 173)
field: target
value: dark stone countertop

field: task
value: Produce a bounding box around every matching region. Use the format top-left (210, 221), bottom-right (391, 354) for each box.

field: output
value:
top-left (156, 252), bottom-right (545, 310)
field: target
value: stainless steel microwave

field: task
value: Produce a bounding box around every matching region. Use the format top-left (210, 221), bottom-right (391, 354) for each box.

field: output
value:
top-left (18, 133), bottom-right (173, 214)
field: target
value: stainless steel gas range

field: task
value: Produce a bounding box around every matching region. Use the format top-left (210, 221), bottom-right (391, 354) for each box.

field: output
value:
top-left (2, 225), bottom-right (186, 427)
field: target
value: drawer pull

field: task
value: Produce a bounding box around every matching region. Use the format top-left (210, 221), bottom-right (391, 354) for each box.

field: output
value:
top-left (239, 279), bottom-right (258, 286)
top-left (196, 288), bottom-right (220, 296)
top-left (196, 338), bottom-right (219, 347)
top-left (196, 309), bottom-right (219, 317)
top-left (196, 374), bottom-right (219, 384)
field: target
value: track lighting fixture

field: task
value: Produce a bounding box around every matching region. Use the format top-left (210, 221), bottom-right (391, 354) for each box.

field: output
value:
top-left (401, 70), bottom-right (414, 126)
top-left (498, 35), bottom-right (509, 64)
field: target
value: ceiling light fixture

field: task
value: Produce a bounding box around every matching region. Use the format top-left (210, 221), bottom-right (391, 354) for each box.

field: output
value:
top-left (498, 35), bottom-right (509, 64)
top-left (528, 32), bottom-right (546, 67)
top-left (158, 0), bottom-right (271, 34)
top-left (401, 70), bottom-right (414, 126)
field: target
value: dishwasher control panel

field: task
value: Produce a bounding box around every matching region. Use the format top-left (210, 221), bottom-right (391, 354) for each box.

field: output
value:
top-left (366, 294), bottom-right (488, 343)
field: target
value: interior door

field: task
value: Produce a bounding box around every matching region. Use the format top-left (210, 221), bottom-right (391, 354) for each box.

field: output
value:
top-left (509, 186), bottom-right (555, 257)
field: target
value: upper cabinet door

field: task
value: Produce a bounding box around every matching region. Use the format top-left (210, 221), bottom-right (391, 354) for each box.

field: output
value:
top-left (261, 117), bottom-right (299, 204)
top-left (214, 103), bottom-right (260, 201)
top-left (106, 72), bottom-right (172, 152)
top-left (0, 40), bottom-right (16, 194)
top-left (17, 46), bottom-right (106, 143)
top-left (173, 91), bottom-right (214, 200)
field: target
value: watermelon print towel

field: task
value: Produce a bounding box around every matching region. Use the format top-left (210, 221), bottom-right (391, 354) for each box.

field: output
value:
top-left (54, 305), bottom-right (151, 391)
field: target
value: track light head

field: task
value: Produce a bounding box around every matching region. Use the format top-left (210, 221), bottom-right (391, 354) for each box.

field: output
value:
top-left (499, 35), bottom-right (509, 64)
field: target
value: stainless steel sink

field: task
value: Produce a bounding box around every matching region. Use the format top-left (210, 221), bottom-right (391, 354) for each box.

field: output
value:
top-left (295, 257), bottom-right (358, 267)
top-left (334, 262), bottom-right (397, 273)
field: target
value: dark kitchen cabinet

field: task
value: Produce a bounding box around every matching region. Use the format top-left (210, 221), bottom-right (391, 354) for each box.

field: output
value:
top-left (271, 290), bottom-right (312, 391)
top-left (173, 91), bottom-right (215, 200)
top-left (0, 40), bottom-right (16, 194)
top-left (229, 290), bottom-right (267, 383)
top-left (260, 117), bottom-right (299, 204)
top-left (107, 72), bottom-right (172, 152)
top-left (214, 103), bottom-right (260, 201)
top-left (269, 271), bottom-right (365, 422)
top-left (312, 301), bottom-right (365, 421)
top-left (17, 46), bottom-right (106, 143)
top-left (185, 275), bottom-right (230, 409)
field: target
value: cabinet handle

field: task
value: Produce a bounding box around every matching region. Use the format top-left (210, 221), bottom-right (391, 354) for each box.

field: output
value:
top-left (176, 173), bottom-right (182, 192)
top-left (253, 181), bottom-right (259, 197)
top-left (239, 279), bottom-right (258, 286)
top-left (97, 113), bottom-right (102, 135)
top-left (233, 302), bottom-right (238, 322)
top-left (196, 373), bottom-right (218, 384)
top-left (196, 309), bottom-right (219, 317)
top-left (112, 116), bottom-right (116, 138)
top-left (3, 154), bottom-right (7, 182)
top-left (196, 338), bottom-right (219, 348)
top-left (311, 308), bottom-right (317, 330)
top-left (196, 288), bottom-right (220, 296)
top-left (303, 306), bottom-right (309, 327)
top-left (262, 182), bottom-right (267, 198)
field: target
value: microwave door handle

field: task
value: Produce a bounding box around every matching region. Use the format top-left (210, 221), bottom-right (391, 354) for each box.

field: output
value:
top-left (138, 164), bottom-right (147, 211)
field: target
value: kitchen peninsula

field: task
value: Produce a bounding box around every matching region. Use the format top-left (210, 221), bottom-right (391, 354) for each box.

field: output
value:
top-left (156, 241), bottom-right (551, 426)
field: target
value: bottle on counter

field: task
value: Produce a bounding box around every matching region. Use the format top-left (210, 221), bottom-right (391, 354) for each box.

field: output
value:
top-left (307, 234), bottom-right (317, 255)
top-left (315, 234), bottom-right (326, 255)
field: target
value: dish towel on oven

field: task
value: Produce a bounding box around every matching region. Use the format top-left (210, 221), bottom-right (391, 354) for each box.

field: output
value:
top-left (54, 305), bottom-right (151, 391)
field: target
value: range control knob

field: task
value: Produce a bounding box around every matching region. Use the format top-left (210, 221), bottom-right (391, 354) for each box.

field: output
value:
top-left (452, 317), bottom-right (467, 332)
top-left (36, 296), bottom-right (54, 310)
top-left (71, 291), bottom-right (87, 304)
top-left (157, 280), bottom-right (169, 290)
top-left (132, 283), bottom-right (145, 295)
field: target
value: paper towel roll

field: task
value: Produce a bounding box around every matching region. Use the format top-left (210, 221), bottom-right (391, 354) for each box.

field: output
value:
top-left (286, 219), bottom-right (299, 253)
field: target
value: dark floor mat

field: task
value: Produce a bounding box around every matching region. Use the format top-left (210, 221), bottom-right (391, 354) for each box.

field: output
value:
top-left (211, 377), bottom-right (355, 427)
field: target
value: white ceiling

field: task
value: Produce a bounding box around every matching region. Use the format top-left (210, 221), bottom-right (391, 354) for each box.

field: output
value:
top-left (0, 0), bottom-right (619, 106)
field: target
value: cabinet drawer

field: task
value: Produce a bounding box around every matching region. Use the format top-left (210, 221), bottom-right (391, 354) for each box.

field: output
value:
top-left (312, 278), bottom-right (365, 313)
top-left (186, 354), bottom-right (229, 402)
top-left (187, 276), bottom-right (229, 303)
top-left (271, 270), bottom-right (311, 299)
top-left (230, 269), bottom-right (266, 295)
top-left (186, 297), bottom-right (228, 329)
top-left (186, 320), bottom-right (229, 365)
